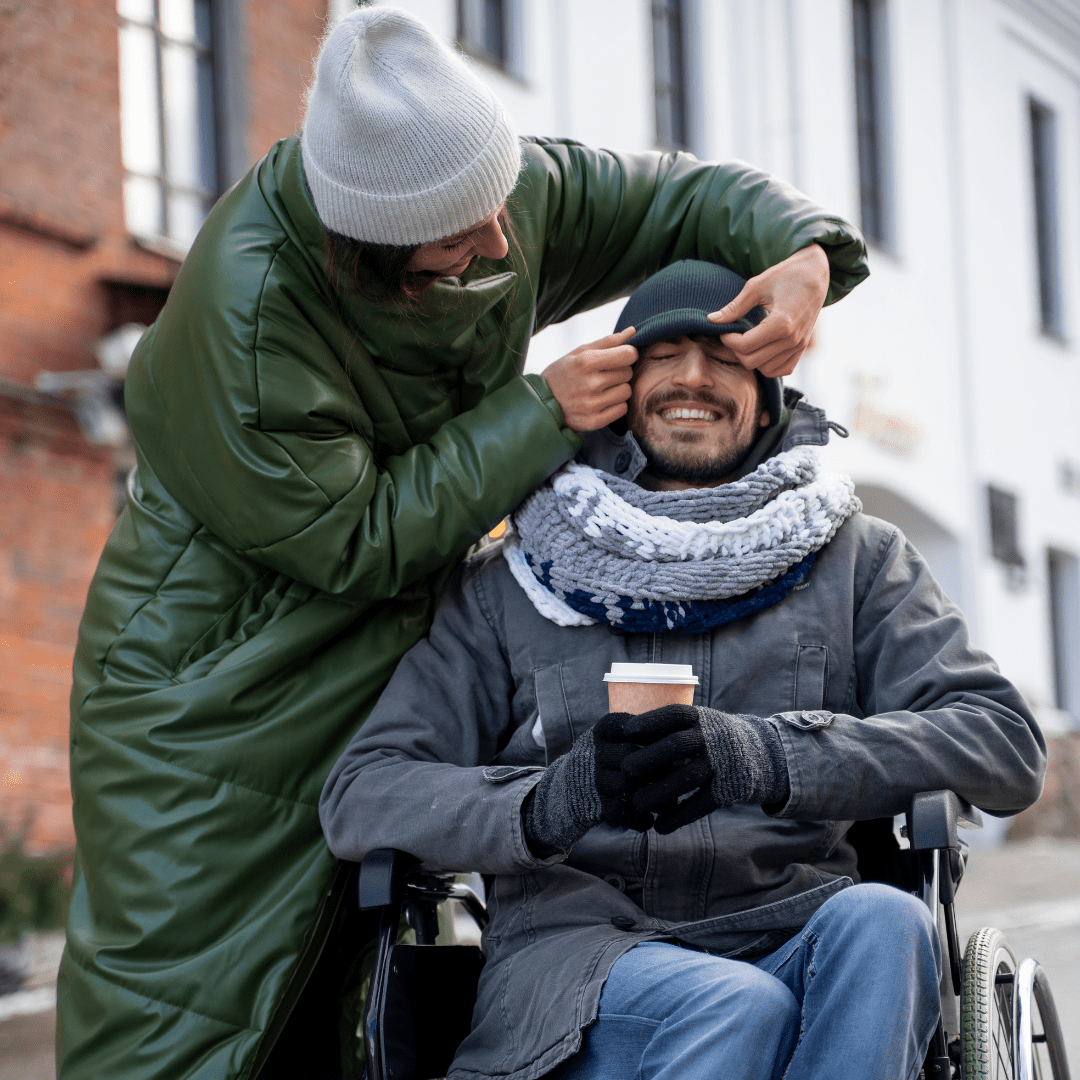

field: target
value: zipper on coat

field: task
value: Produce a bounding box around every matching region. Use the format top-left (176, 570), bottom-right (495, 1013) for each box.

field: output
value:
top-left (245, 859), bottom-right (354, 1079)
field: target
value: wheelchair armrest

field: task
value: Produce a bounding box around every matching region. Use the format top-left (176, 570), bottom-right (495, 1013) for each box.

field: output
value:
top-left (907, 790), bottom-right (983, 851)
top-left (358, 848), bottom-right (420, 910)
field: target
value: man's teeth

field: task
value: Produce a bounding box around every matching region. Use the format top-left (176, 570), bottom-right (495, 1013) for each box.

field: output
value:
top-left (661, 408), bottom-right (717, 420)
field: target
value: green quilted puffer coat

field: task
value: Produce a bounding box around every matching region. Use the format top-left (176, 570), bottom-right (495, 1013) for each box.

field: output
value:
top-left (57, 134), bottom-right (868, 1079)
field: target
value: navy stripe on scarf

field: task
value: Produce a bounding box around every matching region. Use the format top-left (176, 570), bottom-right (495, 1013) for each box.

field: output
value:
top-left (523, 551), bottom-right (817, 634)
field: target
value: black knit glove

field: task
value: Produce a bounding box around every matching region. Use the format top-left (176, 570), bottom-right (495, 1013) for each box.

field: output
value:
top-left (621, 704), bottom-right (790, 835)
top-left (523, 713), bottom-right (654, 854)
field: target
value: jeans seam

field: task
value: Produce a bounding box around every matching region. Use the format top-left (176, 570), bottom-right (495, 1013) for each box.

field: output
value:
top-left (780, 930), bottom-right (819, 1080)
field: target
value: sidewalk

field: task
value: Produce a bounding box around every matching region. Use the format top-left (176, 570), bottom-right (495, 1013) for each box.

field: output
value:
top-left (957, 837), bottom-right (1080, 1068)
top-left (0, 931), bottom-right (63, 1080)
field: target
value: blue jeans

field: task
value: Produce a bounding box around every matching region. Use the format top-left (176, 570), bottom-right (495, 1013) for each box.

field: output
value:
top-left (553, 883), bottom-right (941, 1080)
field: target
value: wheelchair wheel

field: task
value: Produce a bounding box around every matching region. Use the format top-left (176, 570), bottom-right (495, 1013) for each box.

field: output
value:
top-left (961, 928), bottom-right (1016, 1079)
top-left (1014, 958), bottom-right (1070, 1080)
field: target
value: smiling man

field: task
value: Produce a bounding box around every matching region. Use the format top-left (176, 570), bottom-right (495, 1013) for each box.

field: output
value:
top-left (320, 261), bottom-right (1045, 1080)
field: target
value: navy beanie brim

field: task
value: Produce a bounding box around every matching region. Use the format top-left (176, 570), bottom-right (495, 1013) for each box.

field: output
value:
top-left (615, 260), bottom-right (783, 429)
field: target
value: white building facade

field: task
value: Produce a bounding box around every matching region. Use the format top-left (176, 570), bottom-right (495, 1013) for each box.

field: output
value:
top-left (333, 0), bottom-right (1080, 750)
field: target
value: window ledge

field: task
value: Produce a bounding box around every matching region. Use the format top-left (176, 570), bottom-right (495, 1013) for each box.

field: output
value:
top-left (457, 44), bottom-right (528, 87)
top-left (131, 232), bottom-right (189, 264)
top-left (1037, 327), bottom-right (1070, 350)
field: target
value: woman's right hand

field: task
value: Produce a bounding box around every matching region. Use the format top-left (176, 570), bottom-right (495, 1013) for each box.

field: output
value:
top-left (541, 327), bottom-right (637, 432)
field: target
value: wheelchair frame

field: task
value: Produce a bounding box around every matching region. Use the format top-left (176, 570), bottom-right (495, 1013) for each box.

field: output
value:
top-left (357, 790), bottom-right (1071, 1080)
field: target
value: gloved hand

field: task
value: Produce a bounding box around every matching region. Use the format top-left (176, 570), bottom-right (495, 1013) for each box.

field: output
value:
top-left (620, 704), bottom-right (790, 835)
top-left (523, 713), bottom-right (654, 854)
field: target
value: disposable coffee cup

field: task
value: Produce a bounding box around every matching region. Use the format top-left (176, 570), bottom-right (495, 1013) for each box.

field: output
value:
top-left (603, 663), bottom-right (698, 714)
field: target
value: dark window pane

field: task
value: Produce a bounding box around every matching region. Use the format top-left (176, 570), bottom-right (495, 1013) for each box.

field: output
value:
top-left (482, 0), bottom-right (505, 62)
top-left (194, 0), bottom-right (213, 48)
top-left (197, 52), bottom-right (219, 194)
top-left (1030, 98), bottom-right (1061, 336)
top-left (652, 0), bottom-right (687, 150)
top-left (852, 0), bottom-right (885, 244)
top-left (1048, 549), bottom-right (1080, 716)
top-left (457, 0), bottom-right (507, 69)
top-left (987, 486), bottom-right (1025, 567)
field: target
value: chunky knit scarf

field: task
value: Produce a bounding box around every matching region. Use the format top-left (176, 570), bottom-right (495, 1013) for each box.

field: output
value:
top-left (504, 447), bottom-right (860, 633)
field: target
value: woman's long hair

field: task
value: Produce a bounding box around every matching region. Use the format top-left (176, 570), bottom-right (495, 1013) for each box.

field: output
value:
top-left (324, 208), bottom-right (518, 309)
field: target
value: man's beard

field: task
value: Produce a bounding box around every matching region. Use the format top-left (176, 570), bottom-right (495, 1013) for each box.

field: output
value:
top-left (631, 388), bottom-right (761, 486)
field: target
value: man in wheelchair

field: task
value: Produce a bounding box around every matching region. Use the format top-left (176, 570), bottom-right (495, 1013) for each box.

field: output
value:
top-left (322, 261), bottom-right (1046, 1080)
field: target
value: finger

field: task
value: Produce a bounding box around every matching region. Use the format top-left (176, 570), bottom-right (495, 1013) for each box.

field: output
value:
top-left (588, 366), bottom-right (636, 395)
top-left (707, 279), bottom-right (764, 325)
top-left (622, 703), bottom-right (698, 744)
top-left (594, 712), bottom-right (635, 742)
top-left (633, 759), bottom-right (713, 812)
top-left (584, 344), bottom-right (639, 370)
top-left (755, 344), bottom-right (804, 378)
top-left (720, 332), bottom-right (794, 374)
top-left (582, 326), bottom-right (636, 351)
top-left (623, 733), bottom-right (706, 785)
top-left (652, 789), bottom-right (718, 834)
top-left (569, 400), bottom-right (630, 432)
top-left (625, 805), bottom-right (655, 832)
top-left (596, 765), bottom-right (633, 800)
top-left (719, 306), bottom-right (796, 352)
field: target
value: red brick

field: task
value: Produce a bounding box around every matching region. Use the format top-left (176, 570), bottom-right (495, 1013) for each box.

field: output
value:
top-left (0, 0), bottom-right (330, 854)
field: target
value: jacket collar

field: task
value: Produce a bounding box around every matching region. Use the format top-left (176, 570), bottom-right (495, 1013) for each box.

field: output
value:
top-left (577, 388), bottom-right (836, 483)
top-left (271, 135), bottom-right (518, 371)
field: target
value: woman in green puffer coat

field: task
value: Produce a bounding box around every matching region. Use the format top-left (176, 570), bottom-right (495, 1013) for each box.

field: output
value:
top-left (57, 7), bottom-right (868, 1079)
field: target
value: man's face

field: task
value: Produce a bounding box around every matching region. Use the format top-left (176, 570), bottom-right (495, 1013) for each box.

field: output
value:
top-left (627, 335), bottom-right (769, 489)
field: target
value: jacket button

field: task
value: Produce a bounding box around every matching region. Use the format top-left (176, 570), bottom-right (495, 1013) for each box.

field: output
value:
top-left (613, 450), bottom-right (631, 473)
top-left (610, 915), bottom-right (637, 930)
top-left (603, 874), bottom-right (626, 892)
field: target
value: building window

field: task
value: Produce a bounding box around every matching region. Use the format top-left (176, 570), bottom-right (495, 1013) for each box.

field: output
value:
top-left (1048, 549), bottom-right (1080, 722)
top-left (457, 0), bottom-right (522, 79)
top-left (987, 485), bottom-right (1025, 568)
top-left (1029, 97), bottom-right (1063, 338)
top-left (117, 0), bottom-right (220, 250)
top-left (651, 0), bottom-right (688, 151)
top-left (852, 0), bottom-right (891, 247)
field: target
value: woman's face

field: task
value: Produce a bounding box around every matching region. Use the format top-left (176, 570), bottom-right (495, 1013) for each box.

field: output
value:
top-left (405, 204), bottom-right (509, 277)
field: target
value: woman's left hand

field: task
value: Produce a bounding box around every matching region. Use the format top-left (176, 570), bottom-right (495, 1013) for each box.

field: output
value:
top-left (707, 243), bottom-right (831, 378)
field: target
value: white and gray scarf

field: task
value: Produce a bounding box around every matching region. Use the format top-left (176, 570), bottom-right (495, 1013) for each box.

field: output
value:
top-left (504, 447), bottom-right (860, 633)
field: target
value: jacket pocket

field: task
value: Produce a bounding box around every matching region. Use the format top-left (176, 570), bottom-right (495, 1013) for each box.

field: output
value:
top-left (532, 656), bottom-right (611, 764)
top-left (793, 644), bottom-right (828, 710)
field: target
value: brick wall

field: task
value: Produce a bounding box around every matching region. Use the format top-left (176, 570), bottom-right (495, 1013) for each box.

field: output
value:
top-left (247, 0), bottom-right (327, 161)
top-left (0, 0), bottom-right (329, 855)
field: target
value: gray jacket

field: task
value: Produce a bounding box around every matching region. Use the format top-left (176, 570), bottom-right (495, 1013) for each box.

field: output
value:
top-left (320, 403), bottom-right (1045, 1080)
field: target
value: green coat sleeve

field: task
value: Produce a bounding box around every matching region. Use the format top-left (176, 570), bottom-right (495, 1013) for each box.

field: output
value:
top-left (514, 138), bottom-right (868, 331)
top-left (125, 217), bottom-right (578, 605)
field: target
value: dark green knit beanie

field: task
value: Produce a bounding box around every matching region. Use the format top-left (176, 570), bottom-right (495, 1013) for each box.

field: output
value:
top-left (615, 260), bottom-right (783, 429)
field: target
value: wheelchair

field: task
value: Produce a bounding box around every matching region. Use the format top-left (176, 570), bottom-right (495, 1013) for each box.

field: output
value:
top-left (356, 790), bottom-right (1071, 1080)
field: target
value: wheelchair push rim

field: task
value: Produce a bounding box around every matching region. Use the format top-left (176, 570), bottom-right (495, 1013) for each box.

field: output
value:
top-left (1013, 957), bottom-right (1071, 1080)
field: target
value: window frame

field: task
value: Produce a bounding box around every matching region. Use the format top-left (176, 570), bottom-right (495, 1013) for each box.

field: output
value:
top-left (117, 0), bottom-right (238, 251)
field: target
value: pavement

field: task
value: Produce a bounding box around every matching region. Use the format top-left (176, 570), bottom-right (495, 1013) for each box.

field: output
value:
top-left (3, 841), bottom-right (1078, 1079)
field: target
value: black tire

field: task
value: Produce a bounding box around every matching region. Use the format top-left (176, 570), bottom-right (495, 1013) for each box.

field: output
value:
top-left (962, 927), bottom-right (1017, 1080)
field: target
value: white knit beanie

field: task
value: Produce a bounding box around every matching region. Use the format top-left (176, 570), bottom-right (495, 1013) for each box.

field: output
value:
top-left (301, 6), bottom-right (522, 246)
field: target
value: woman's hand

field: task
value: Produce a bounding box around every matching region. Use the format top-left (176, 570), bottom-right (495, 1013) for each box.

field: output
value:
top-left (707, 243), bottom-right (831, 378)
top-left (542, 327), bottom-right (637, 432)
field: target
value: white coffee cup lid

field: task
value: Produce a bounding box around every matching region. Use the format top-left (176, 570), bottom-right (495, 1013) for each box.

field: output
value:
top-left (603, 663), bottom-right (699, 685)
